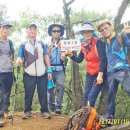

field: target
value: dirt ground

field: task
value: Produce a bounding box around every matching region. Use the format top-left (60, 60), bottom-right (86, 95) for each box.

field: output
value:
top-left (0, 112), bottom-right (68, 130)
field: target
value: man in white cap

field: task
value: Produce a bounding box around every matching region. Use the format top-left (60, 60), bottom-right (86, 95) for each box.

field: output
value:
top-left (16, 22), bottom-right (52, 119)
top-left (0, 20), bottom-right (14, 127)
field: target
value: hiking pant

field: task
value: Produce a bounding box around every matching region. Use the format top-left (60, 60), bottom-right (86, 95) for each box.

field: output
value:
top-left (0, 72), bottom-right (13, 117)
top-left (106, 70), bottom-right (130, 118)
top-left (48, 70), bottom-right (65, 111)
top-left (83, 73), bottom-right (103, 107)
top-left (23, 72), bottom-right (48, 113)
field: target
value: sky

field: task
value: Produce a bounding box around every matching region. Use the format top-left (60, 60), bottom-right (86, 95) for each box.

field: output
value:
top-left (0, 0), bottom-right (129, 23)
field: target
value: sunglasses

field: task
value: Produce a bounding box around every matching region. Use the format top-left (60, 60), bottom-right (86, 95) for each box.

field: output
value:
top-left (99, 26), bottom-right (110, 32)
top-left (52, 30), bottom-right (61, 33)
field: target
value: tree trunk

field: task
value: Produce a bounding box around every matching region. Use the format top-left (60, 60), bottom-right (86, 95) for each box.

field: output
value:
top-left (63, 0), bottom-right (83, 111)
top-left (114, 0), bottom-right (130, 33)
top-left (71, 57), bottom-right (83, 110)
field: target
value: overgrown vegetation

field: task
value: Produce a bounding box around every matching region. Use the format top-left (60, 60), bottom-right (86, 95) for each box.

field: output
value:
top-left (1, 0), bottom-right (130, 120)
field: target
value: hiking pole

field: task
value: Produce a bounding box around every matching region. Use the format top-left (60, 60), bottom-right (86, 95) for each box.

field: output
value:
top-left (13, 66), bottom-right (20, 111)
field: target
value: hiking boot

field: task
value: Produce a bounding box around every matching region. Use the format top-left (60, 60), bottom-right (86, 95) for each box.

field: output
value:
top-left (55, 109), bottom-right (61, 115)
top-left (4, 111), bottom-right (13, 119)
top-left (41, 112), bottom-right (51, 119)
top-left (0, 117), bottom-right (4, 127)
top-left (22, 111), bottom-right (32, 119)
top-left (100, 114), bottom-right (113, 127)
top-left (50, 111), bottom-right (56, 115)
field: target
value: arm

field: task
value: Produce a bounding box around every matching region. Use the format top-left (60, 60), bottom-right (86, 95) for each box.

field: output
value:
top-left (96, 39), bottom-right (106, 73)
top-left (10, 42), bottom-right (15, 64)
top-left (16, 44), bottom-right (24, 67)
top-left (96, 39), bottom-right (106, 84)
top-left (43, 44), bottom-right (52, 80)
top-left (43, 44), bottom-right (51, 68)
top-left (70, 51), bottom-right (84, 63)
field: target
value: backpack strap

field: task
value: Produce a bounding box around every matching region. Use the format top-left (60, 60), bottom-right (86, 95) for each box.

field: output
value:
top-left (9, 39), bottom-right (14, 61)
top-left (118, 33), bottom-right (130, 65)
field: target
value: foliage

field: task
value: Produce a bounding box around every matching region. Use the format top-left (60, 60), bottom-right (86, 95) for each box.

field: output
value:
top-left (1, 1), bottom-right (130, 119)
top-left (0, 4), bottom-right (8, 20)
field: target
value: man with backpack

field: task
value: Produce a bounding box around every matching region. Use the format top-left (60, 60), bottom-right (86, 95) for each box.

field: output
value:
top-left (97, 20), bottom-right (130, 120)
top-left (47, 23), bottom-right (66, 115)
top-left (16, 23), bottom-right (52, 119)
top-left (0, 20), bottom-right (14, 127)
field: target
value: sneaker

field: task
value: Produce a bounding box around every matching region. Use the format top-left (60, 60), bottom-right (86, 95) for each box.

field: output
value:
top-left (22, 111), bottom-right (32, 119)
top-left (41, 112), bottom-right (51, 119)
top-left (4, 111), bottom-right (13, 119)
top-left (0, 117), bottom-right (4, 127)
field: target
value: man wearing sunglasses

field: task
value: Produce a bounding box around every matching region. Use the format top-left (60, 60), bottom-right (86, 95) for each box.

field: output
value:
top-left (97, 20), bottom-right (130, 120)
top-left (47, 23), bottom-right (66, 115)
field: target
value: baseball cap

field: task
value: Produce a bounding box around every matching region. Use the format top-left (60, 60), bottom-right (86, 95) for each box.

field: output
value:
top-left (0, 20), bottom-right (12, 27)
top-left (26, 23), bottom-right (37, 29)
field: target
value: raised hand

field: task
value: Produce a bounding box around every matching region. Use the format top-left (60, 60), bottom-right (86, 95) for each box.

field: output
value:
top-left (123, 22), bottom-right (130, 34)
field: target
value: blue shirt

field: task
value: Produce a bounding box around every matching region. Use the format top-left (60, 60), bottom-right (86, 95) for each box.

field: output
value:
top-left (105, 32), bottom-right (130, 74)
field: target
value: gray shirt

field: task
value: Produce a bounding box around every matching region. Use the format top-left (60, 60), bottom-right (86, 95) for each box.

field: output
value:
top-left (0, 39), bottom-right (13, 73)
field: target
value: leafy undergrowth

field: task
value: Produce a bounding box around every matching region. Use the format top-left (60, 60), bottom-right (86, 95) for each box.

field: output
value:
top-left (1, 112), bottom-right (68, 130)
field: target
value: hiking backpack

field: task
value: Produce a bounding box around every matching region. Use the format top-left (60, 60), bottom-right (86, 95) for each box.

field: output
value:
top-left (65, 106), bottom-right (100, 130)
top-left (118, 32), bottom-right (130, 65)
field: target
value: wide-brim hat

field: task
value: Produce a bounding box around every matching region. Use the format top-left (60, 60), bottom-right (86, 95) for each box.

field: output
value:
top-left (0, 20), bottom-right (12, 27)
top-left (97, 19), bottom-right (113, 31)
top-left (26, 23), bottom-right (37, 29)
top-left (48, 23), bottom-right (64, 37)
top-left (76, 23), bottom-right (95, 34)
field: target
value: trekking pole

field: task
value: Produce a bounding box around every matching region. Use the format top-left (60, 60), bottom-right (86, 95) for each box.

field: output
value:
top-left (13, 66), bottom-right (20, 111)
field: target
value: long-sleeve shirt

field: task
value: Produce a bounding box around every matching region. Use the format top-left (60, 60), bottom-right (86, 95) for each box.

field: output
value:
top-left (105, 32), bottom-right (130, 74)
top-left (71, 39), bottom-right (106, 73)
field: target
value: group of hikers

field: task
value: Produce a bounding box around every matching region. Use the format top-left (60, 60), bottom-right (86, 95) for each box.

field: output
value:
top-left (0, 18), bottom-right (130, 127)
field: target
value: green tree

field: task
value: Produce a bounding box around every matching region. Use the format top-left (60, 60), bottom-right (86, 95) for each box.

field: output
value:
top-left (0, 4), bottom-right (8, 20)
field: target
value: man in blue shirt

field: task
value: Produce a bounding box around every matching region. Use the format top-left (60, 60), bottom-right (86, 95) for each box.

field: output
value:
top-left (47, 24), bottom-right (66, 114)
top-left (97, 20), bottom-right (130, 119)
